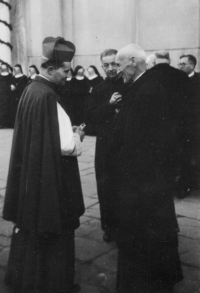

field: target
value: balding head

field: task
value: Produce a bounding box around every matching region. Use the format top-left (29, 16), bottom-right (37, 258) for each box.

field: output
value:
top-left (116, 44), bottom-right (146, 83)
top-left (155, 50), bottom-right (170, 64)
top-left (146, 53), bottom-right (156, 69)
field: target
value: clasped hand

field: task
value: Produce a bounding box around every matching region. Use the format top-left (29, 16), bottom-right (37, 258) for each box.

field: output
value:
top-left (109, 92), bottom-right (122, 105)
top-left (72, 125), bottom-right (85, 142)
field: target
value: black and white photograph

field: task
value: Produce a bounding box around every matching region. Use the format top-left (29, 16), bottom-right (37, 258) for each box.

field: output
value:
top-left (0, 1), bottom-right (200, 292)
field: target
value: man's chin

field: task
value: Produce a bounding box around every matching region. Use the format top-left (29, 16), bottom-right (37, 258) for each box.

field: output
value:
top-left (108, 73), bottom-right (118, 79)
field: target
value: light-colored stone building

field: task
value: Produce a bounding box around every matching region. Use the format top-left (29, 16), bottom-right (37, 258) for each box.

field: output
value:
top-left (1, 0), bottom-right (200, 75)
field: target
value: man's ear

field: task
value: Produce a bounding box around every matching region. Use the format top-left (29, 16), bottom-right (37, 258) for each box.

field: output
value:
top-left (47, 66), bottom-right (55, 76)
top-left (131, 57), bottom-right (137, 67)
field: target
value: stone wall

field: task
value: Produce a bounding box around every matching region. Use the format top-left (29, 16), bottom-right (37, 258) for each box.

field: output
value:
top-left (9, 0), bottom-right (200, 74)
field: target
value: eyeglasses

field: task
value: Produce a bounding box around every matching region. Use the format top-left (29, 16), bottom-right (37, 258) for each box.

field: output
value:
top-left (102, 62), bottom-right (118, 69)
top-left (178, 62), bottom-right (187, 67)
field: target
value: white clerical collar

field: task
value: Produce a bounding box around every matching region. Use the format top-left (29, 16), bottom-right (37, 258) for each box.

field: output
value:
top-left (76, 76), bottom-right (84, 80)
top-left (67, 77), bottom-right (72, 81)
top-left (39, 74), bottom-right (51, 82)
top-left (134, 71), bottom-right (145, 83)
top-left (188, 71), bottom-right (195, 78)
top-left (1, 72), bottom-right (9, 76)
top-left (88, 74), bottom-right (98, 80)
top-left (15, 73), bottom-right (23, 78)
top-left (30, 74), bottom-right (37, 79)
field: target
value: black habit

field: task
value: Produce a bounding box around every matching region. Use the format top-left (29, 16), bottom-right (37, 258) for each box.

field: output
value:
top-left (85, 75), bottom-right (104, 135)
top-left (87, 74), bottom-right (128, 233)
top-left (108, 70), bottom-right (184, 293)
top-left (11, 75), bottom-right (28, 127)
top-left (0, 74), bottom-right (13, 128)
top-left (3, 76), bottom-right (85, 293)
top-left (70, 77), bottom-right (90, 125)
top-left (60, 78), bottom-right (74, 121)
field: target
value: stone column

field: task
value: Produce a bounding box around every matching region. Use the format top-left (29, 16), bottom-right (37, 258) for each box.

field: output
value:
top-left (10, 0), bottom-right (27, 73)
top-left (0, 0), bottom-right (12, 66)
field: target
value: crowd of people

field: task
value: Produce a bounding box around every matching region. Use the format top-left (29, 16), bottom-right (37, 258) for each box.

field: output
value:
top-left (0, 61), bottom-right (104, 135)
top-left (0, 63), bottom-right (39, 128)
top-left (1, 35), bottom-right (200, 293)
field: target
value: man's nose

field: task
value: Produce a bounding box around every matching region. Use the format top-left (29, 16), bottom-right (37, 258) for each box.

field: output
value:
top-left (108, 64), bottom-right (113, 70)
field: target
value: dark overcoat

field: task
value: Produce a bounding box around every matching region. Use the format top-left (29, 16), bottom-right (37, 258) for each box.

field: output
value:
top-left (3, 76), bottom-right (85, 234)
top-left (108, 70), bottom-right (183, 291)
top-left (150, 63), bottom-right (199, 192)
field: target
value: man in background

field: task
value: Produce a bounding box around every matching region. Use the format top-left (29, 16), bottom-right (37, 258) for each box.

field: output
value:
top-left (146, 52), bottom-right (156, 69)
top-left (179, 54), bottom-right (200, 97)
top-left (87, 49), bottom-right (127, 242)
top-left (3, 36), bottom-right (85, 293)
top-left (179, 54), bottom-right (200, 191)
top-left (150, 50), bottom-right (197, 196)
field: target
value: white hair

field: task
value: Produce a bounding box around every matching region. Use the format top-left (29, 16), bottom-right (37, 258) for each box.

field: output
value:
top-left (116, 44), bottom-right (146, 62)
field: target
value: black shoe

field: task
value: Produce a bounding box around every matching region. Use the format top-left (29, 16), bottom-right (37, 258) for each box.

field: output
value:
top-left (103, 231), bottom-right (115, 243)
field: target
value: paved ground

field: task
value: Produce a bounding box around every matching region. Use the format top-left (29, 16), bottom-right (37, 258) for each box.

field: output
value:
top-left (0, 129), bottom-right (200, 293)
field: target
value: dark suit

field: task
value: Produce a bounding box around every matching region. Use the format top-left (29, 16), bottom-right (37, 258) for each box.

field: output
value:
top-left (190, 71), bottom-right (200, 98)
top-left (108, 69), bottom-right (183, 292)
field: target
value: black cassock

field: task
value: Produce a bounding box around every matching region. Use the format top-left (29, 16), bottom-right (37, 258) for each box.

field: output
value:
top-left (60, 78), bottom-right (74, 121)
top-left (87, 74), bottom-right (128, 233)
top-left (85, 75), bottom-right (104, 135)
top-left (108, 70), bottom-right (184, 293)
top-left (0, 74), bottom-right (13, 128)
top-left (3, 76), bottom-right (85, 293)
top-left (11, 75), bottom-right (28, 127)
top-left (70, 77), bottom-right (90, 125)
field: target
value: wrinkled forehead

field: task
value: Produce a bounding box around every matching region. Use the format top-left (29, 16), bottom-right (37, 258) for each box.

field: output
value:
top-left (115, 53), bottom-right (130, 65)
top-left (102, 54), bottom-right (116, 64)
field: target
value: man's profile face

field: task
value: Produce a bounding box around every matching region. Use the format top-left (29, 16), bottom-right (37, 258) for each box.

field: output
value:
top-left (179, 57), bottom-right (194, 75)
top-left (101, 54), bottom-right (118, 79)
top-left (116, 56), bottom-right (134, 84)
top-left (53, 62), bottom-right (71, 85)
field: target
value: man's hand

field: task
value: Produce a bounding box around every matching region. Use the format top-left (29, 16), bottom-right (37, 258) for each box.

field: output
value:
top-left (11, 84), bottom-right (16, 91)
top-left (74, 126), bottom-right (85, 142)
top-left (109, 92), bottom-right (122, 105)
top-left (72, 125), bottom-right (78, 132)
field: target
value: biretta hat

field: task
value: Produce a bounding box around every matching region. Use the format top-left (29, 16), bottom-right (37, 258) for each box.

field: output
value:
top-left (42, 37), bottom-right (76, 63)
